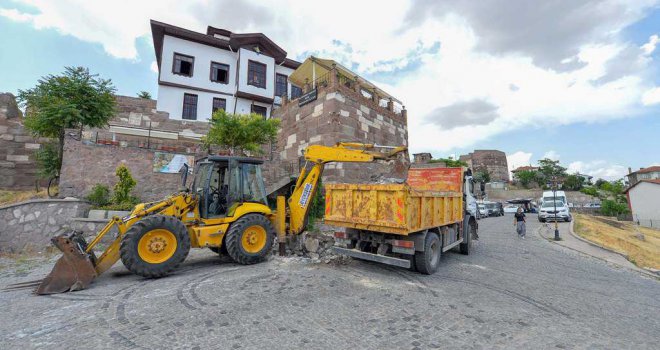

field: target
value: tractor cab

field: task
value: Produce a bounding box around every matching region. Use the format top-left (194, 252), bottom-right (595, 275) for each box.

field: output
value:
top-left (191, 156), bottom-right (268, 218)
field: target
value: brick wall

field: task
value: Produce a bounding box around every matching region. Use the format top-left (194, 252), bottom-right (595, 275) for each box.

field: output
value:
top-left (0, 93), bottom-right (47, 189)
top-left (268, 79), bottom-right (410, 185)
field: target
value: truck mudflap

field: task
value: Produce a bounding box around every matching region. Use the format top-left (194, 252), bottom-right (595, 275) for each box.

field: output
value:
top-left (331, 246), bottom-right (411, 268)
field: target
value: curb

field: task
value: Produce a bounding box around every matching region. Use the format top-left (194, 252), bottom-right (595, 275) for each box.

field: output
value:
top-left (568, 219), bottom-right (659, 278)
top-left (536, 223), bottom-right (659, 280)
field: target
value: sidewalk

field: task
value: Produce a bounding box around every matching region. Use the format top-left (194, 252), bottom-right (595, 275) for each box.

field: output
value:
top-left (537, 221), bottom-right (657, 279)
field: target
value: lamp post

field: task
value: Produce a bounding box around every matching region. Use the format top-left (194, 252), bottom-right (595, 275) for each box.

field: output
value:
top-left (550, 176), bottom-right (561, 241)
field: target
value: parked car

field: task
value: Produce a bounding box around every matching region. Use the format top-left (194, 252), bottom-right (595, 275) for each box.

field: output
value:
top-left (478, 203), bottom-right (488, 218)
top-left (503, 205), bottom-right (519, 214)
top-left (538, 200), bottom-right (571, 222)
top-left (584, 203), bottom-right (601, 208)
top-left (540, 191), bottom-right (567, 207)
top-left (485, 202), bottom-right (504, 216)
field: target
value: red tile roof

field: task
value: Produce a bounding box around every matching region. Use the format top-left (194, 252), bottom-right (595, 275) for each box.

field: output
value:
top-left (630, 166), bottom-right (660, 174)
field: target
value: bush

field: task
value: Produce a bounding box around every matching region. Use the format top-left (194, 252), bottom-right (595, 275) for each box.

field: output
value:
top-left (112, 164), bottom-right (137, 204)
top-left (600, 199), bottom-right (629, 217)
top-left (34, 142), bottom-right (61, 179)
top-left (86, 184), bottom-right (110, 207)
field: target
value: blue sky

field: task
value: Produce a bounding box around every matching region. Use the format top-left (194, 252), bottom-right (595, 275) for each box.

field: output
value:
top-left (0, 0), bottom-right (658, 180)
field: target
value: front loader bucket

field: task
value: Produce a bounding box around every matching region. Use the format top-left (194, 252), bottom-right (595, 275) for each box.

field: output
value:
top-left (36, 232), bottom-right (97, 295)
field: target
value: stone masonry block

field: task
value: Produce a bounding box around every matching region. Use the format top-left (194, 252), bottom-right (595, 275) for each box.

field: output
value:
top-left (6, 155), bottom-right (28, 162)
top-left (0, 134), bottom-right (13, 141)
top-left (25, 143), bottom-right (41, 150)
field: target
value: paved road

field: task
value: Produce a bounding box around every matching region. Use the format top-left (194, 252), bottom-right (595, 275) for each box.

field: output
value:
top-left (1, 216), bottom-right (658, 349)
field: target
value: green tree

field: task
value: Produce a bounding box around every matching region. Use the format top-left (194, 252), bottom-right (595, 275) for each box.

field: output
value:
top-left (594, 178), bottom-right (607, 189)
top-left (204, 109), bottom-right (280, 156)
top-left (18, 67), bottom-right (116, 175)
top-left (514, 170), bottom-right (538, 189)
top-left (34, 142), bottom-right (61, 179)
top-left (474, 170), bottom-right (491, 183)
top-left (563, 174), bottom-right (584, 191)
top-left (137, 91), bottom-right (152, 99)
top-left (537, 158), bottom-right (567, 181)
top-left (580, 186), bottom-right (600, 198)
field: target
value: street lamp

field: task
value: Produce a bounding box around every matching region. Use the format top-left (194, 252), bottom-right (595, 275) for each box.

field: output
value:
top-left (550, 176), bottom-right (561, 241)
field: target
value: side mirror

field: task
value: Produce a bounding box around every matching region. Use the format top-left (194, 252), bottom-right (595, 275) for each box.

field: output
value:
top-left (180, 164), bottom-right (189, 189)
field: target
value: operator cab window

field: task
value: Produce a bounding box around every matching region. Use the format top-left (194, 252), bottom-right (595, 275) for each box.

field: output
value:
top-left (207, 163), bottom-right (230, 218)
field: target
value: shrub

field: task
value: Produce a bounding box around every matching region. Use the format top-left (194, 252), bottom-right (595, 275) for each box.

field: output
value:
top-left (34, 142), bottom-right (61, 179)
top-left (112, 164), bottom-right (137, 205)
top-left (600, 199), bottom-right (629, 217)
top-left (86, 184), bottom-right (110, 207)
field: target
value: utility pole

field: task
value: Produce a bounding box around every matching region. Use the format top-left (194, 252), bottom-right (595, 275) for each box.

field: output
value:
top-left (551, 176), bottom-right (561, 241)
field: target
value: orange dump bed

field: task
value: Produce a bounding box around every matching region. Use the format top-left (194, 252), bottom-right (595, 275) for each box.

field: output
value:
top-left (324, 167), bottom-right (464, 235)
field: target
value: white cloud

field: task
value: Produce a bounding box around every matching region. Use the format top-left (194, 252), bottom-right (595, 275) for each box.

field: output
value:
top-left (0, 8), bottom-right (33, 22)
top-left (1, 0), bottom-right (659, 154)
top-left (150, 61), bottom-right (158, 73)
top-left (567, 160), bottom-right (628, 180)
top-left (641, 34), bottom-right (659, 55)
top-left (642, 87), bottom-right (660, 106)
top-left (542, 151), bottom-right (560, 161)
top-left (507, 151), bottom-right (533, 176)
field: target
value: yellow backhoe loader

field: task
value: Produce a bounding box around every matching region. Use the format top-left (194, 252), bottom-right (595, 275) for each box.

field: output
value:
top-left (33, 143), bottom-right (407, 294)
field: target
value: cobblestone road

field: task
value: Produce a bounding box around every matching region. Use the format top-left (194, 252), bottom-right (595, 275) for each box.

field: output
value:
top-left (1, 216), bottom-right (658, 349)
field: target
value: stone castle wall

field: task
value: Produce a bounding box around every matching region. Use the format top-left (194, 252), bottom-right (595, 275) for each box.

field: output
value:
top-left (0, 93), bottom-right (48, 189)
top-left (460, 150), bottom-right (509, 182)
top-left (269, 79), bottom-right (410, 185)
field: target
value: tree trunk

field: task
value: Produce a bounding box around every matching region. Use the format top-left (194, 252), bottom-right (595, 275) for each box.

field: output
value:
top-left (58, 128), bottom-right (65, 176)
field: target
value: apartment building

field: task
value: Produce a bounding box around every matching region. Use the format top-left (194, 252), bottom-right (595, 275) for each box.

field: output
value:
top-left (150, 20), bottom-right (301, 121)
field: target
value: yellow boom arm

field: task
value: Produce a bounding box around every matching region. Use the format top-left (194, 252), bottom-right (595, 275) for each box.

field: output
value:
top-left (281, 143), bottom-right (407, 237)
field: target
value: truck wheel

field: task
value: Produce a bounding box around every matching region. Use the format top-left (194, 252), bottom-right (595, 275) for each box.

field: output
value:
top-left (414, 232), bottom-right (441, 275)
top-left (120, 215), bottom-right (190, 278)
top-left (460, 219), bottom-right (475, 255)
top-left (225, 214), bottom-right (275, 265)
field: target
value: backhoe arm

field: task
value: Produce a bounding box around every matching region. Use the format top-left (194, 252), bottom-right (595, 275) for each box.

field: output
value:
top-left (284, 143), bottom-right (407, 236)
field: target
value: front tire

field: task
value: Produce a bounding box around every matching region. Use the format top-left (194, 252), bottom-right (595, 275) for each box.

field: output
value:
top-left (225, 214), bottom-right (275, 265)
top-left (415, 232), bottom-right (441, 275)
top-left (120, 215), bottom-right (190, 278)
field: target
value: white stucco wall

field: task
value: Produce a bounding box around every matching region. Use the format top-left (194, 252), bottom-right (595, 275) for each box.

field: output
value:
top-left (628, 182), bottom-right (660, 228)
top-left (234, 98), bottom-right (271, 118)
top-left (157, 85), bottom-right (235, 122)
top-left (160, 35), bottom-right (237, 94)
top-left (237, 48), bottom-right (275, 98)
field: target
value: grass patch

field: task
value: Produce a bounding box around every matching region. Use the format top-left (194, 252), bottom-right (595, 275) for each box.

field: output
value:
top-left (573, 214), bottom-right (660, 270)
top-left (0, 189), bottom-right (48, 206)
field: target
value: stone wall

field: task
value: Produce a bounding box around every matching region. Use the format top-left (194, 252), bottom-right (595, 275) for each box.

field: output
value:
top-left (0, 199), bottom-right (90, 252)
top-left (270, 79), bottom-right (410, 184)
top-left (0, 93), bottom-right (47, 189)
top-left (460, 150), bottom-right (509, 182)
top-left (59, 137), bottom-right (190, 201)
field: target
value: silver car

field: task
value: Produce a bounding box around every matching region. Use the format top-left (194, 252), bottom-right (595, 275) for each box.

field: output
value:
top-left (538, 200), bottom-right (571, 222)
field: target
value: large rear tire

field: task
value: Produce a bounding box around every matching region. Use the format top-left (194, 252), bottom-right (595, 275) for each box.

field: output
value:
top-left (414, 232), bottom-right (441, 275)
top-left (460, 219), bottom-right (475, 255)
top-left (225, 214), bottom-right (275, 265)
top-left (120, 215), bottom-right (190, 278)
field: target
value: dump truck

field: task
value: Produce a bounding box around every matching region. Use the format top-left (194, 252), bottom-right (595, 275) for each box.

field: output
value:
top-left (22, 143), bottom-right (407, 294)
top-left (327, 166), bottom-right (479, 274)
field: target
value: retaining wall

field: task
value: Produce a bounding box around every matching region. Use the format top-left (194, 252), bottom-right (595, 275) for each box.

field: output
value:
top-left (0, 199), bottom-right (90, 252)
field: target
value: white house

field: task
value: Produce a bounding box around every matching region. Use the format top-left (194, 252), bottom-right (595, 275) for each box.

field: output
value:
top-left (150, 20), bottom-right (302, 121)
top-left (625, 179), bottom-right (660, 228)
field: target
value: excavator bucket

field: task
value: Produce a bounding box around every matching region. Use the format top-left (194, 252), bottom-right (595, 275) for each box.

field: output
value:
top-left (35, 231), bottom-right (97, 295)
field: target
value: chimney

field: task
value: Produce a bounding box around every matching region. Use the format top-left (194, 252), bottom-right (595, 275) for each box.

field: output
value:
top-left (628, 167), bottom-right (632, 174)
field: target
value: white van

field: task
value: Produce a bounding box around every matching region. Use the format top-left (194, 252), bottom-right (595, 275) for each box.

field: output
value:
top-left (540, 191), bottom-right (567, 206)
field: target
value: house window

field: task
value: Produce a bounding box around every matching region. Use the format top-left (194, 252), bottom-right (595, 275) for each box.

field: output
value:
top-left (247, 60), bottom-right (267, 89)
top-left (275, 74), bottom-right (288, 97)
top-left (210, 62), bottom-right (229, 84)
top-left (182, 93), bottom-right (198, 120)
top-left (251, 105), bottom-right (268, 118)
top-left (291, 84), bottom-right (303, 99)
top-left (173, 53), bottom-right (194, 77)
top-left (212, 97), bottom-right (226, 113)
